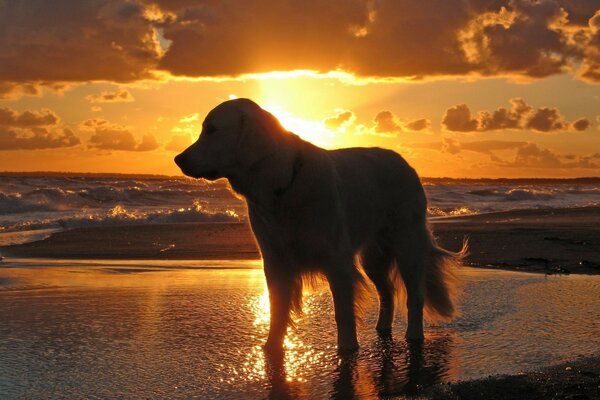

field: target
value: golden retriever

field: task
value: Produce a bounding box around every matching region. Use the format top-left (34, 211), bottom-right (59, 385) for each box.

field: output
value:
top-left (175, 99), bottom-right (467, 353)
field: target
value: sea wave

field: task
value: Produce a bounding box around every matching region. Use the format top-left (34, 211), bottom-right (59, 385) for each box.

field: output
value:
top-left (1, 174), bottom-right (600, 245)
top-left (0, 183), bottom-right (235, 214)
top-left (2, 204), bottom-right (240, 233)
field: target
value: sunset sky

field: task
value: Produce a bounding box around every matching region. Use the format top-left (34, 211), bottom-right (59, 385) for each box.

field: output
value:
top-left (1, 0), bottom-right (599, 178)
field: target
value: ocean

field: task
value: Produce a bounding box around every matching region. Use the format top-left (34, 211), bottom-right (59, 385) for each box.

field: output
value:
top-left (1, 173), bottom-right (599, 246)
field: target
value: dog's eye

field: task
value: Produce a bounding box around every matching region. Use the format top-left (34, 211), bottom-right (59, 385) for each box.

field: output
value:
top-left (203, 124), bottom-right (216, 135)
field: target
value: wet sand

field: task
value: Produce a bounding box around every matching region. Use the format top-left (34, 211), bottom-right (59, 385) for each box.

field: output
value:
top-left (429, 355), bottom-right (600, 400)
top-left (2, 206), bottom-right (599, 275)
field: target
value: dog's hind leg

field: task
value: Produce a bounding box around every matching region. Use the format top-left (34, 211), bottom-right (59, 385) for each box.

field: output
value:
top-left (326, 259), bottom-right (361, 353)
top-left (394, 225), bottom-right (427, 341)
top-left (361, 242), bottom-right (395, 335)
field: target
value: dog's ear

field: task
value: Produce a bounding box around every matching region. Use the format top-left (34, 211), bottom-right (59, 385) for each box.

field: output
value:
top-left (236, 107), bottom-right (283, 167)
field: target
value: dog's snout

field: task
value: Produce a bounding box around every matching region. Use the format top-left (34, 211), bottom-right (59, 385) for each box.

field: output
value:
top-left (174, 153), bottom-right (185, 168)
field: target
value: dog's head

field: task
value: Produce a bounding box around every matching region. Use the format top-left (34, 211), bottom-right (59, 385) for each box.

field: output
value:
top-left (175, 98), bottom-right (284, 180)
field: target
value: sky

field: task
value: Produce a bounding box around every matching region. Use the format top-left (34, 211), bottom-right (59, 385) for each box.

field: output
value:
top-left (1, 0), bottom-right (599, 178)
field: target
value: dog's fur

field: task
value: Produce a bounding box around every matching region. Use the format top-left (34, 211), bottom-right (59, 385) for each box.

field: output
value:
top-left (175, 99), bottom-right (467, 353)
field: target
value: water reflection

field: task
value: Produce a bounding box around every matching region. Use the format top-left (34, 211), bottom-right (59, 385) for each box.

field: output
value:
top-left (246, 286), bottom-right (458, 399)
top-left (244, 288), bottom-right (328, 386)
top-left (1, 265), bottom-right (600, 399)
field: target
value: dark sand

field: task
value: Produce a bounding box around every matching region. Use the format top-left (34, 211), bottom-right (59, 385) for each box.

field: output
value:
top-left (428, 356), bottom-right (600, 400)
top-left (2, 206), bottom-right (599, 274)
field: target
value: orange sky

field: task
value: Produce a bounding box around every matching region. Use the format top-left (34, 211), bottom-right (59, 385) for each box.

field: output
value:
top-left (1, 1), bottom-right (599, 178)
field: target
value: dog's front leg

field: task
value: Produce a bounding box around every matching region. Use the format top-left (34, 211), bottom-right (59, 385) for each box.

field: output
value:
top-left (264, 267), bottom-right (294, 353)
top-left (327, 272), bottom-right (359, 354)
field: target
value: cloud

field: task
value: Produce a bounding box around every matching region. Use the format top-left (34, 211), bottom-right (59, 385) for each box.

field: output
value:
top-left (324, 110), bottom-right (356, 131)
top-left (460, 1), bottom-right (575, 78)
top-left (0, 106), bottom-right (79, 150)
top-left (373, 111), bottom-right (403, 135)
top-left (413, 137), bottom-right (528, 156)
top-left (501, 143), bottom-right (599, 169)
top-left (441, 104), bottom-right (479, 132)
top-left (136, 134), bottom-right (160, 151)
top-left (152, 0), bottom-right (600, 82)
top-left (0, 107), bottom-right (59, 128)
top-left (0, 127), bottom-right (80, 150)
top-left (82, 118), bottom-right (159, 151)
top-left (0, 1), bottom-right (599, 83)
top-left (405, 118), bottom-right (431, 131)
top-left (0, 82), bottom-right (41, 100)
top-left (0, 1), bottom-right (161, 83)
top-left (372, 111), bottom-right (431, 136)
top-left (0, 82), bottom-right (72, 100)
top-left (578, 10), bottom-right (600, 82)
top-left (411, 138), bottom-right (600, 169)
top-left (165, 134), bottom-right (192, 151)
top-left (442, 98), bottom-right (589, 132)
top-left (179, 113), bottom-right (200, 123)
top-left (571, 118), bottom-right (591, 131)
top-left (86, 89), bottom-right (134, 103)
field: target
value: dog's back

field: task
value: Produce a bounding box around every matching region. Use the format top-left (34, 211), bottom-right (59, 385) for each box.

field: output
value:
top-left (327, 147), bottom-right (427, 250)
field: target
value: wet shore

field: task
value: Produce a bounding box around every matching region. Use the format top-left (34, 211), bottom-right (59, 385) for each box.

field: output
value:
top-left (2, 206), bottom-right (599, 275)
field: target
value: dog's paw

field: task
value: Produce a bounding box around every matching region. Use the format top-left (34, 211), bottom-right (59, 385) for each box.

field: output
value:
top-left (337, 339), bottom-right (359, 355)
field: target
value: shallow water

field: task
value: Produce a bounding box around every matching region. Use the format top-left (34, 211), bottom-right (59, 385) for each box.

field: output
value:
top-left (1, 261), bottom-right (599, 399)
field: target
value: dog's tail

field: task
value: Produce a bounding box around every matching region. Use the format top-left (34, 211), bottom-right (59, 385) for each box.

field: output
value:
top-left (422, 226), bottom-right (468, 321)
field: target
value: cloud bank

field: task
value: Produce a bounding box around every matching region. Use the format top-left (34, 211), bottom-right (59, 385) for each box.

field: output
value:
top-left (442, 98), bottom-right (589, 132)
top-left (0, 0), bottom-right (599, 87)
top-left (81, 118), bottom-right (159, 151)
top-left (0, 107), bottom-right (80, 150)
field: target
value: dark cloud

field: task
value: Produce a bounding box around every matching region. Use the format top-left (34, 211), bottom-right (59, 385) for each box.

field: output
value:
top-left (0, 82), bottom-right (40, 100)
top-left (571, 118), bottom-right (590, 131)
top-left (578, 11), bottom-right (600, 82)
top-left (442, 98), bottom-right (590, 132)
top-left (1, 1), bottom-right (600, 83)
top-left (462, 0), bottom-right (577, 78)
top-left (372, 111), bottom-right (430, 135)
top-left (0, 107), bottom-right (59, 128)
top-left (0, 0), bottom-right (161, 83)
top-left (0, 127), bottom-right (80, 150)
top-left (157, 0), bottom-right (369, 76)
top-left (83, 118), bottom-right (159, 151)
top-left (558, 1), bottom-right (600, 26)
top-left (441, 104), bottom-right (479, 132)
top-left (86, 89), bottom-right (134, 103)
top-left (0, 107), bottom-right (79, 149)
top-left (405, 118), bottom-right (431, 131)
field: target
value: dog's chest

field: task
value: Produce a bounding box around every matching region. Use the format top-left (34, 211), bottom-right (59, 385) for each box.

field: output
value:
top-left (250, 206), bottom-right (343, 266)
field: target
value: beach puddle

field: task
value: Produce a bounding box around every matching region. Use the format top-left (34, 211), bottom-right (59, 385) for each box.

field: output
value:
top-left (0, 262), bottom-right (599, 399)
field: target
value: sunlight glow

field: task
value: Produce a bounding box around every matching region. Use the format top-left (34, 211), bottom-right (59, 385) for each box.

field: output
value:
top-left (149, 69), bottom-right (415, 85)
top-left (262, 104), bottom-right (336, 148)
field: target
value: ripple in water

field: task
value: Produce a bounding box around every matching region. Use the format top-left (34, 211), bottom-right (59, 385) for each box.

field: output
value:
top-left (0, 265), bottom-right (599, 399)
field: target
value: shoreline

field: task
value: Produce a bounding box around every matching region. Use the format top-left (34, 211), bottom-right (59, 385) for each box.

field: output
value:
top-left (427, 355), bottom-right (600, 399)
top-left (2, 206), bottom-right (599, 275)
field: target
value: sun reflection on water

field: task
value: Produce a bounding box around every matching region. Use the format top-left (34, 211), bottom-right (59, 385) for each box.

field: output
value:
top-left (235, 287), bottom-right (329, 385)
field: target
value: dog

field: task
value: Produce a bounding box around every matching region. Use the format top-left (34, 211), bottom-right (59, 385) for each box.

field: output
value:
top-left (175, 98), bottom-right (467, 353)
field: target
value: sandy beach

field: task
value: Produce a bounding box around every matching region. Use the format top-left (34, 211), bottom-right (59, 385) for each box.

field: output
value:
top-left (3, 206), bottom-right (599, 275)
